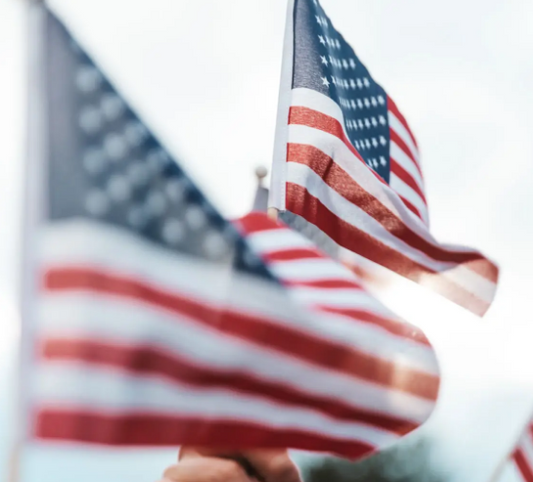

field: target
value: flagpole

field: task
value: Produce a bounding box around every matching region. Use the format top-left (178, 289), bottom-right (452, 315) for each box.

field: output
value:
top-left (8, 0), bottom-right (46, 480)
top-left (268, 0), bottom-right (295, 213)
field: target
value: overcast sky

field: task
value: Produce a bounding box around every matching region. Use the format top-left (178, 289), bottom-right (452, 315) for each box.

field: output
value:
top-left (1, 0), bottom-right (533, 481)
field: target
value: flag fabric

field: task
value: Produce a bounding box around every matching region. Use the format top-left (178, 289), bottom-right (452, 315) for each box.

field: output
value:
top-left (24, 3), bottom-right (439, 459)
top-left (269, 0), bottom-right (498, 316)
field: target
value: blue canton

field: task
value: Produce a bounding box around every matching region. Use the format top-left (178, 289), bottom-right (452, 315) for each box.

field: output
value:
top-left (293, 0), bottom-right (391, 182)
top-left (44, 8), bottom-right (272, 280)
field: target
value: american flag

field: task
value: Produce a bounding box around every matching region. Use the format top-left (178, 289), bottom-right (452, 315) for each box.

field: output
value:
top-left (270, 0), bottom-right (499, 316)
top-left (25, 4), bottom-right (440, 458)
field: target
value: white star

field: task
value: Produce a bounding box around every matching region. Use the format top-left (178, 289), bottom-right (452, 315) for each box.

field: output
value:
top-left (79, 106), bottom-right (102, 134)
top-left (85, 190), bottom-right (109, 217)
top-left (349, 79), bottom-right (356, 89)
top-left (371, 97), bottom-right (378, 107)
top-left (352, 121), bottom-right (358, 130)
top-left (325, 36), bottom-right (331, 46)
top-left (380, 156), bottom-right (387, 166)
top-left (357, 99), bottom-right (364, 109)
top-left (379, 115), bottom-right (387, 125)
top-left (318, 35), bottom-right (326, 45)
top-left (331, 76), bottom-right (337, 85)
top-left (358, 119), bottom-right (364, 129)
top-left (363, 77), bottom-right (370, 87)
top-left (320, 55), bottom-right (329, 66)
top-left (364, 118), bottom-right (371, 128)
top-left (76, 66), bottom-right (102, 93)
top-left (356, 78), bottom-right (363, 88)
top-left (145, 191), bottom-right (166, 217)
top-left (83, 148), bottom-right (106, 175)
top-left (364, 98), bottom-right (370, 108)
top-left (350, 99), bottom-right (356, 109)
top-left (346, 120), bottom-right (352, 130)
top-left (365, 139), bottom-right (371, 148)
top-left (355, 140), bottom-right (360, 149)
top-left (162, 219), bottom-right (185, 245)
top-left (372, 137), bottom-right (378, 147)
top-left (343, 79), bottom-right (349, 89)
top-left (124, 121), bottom-right (149, 147)
top-left (342, 59), bottom-right (349, 69)
top-left (100, 93), bottom-right (125, 121)
top-left (185, 205), bottom-right (207, 230)
top-left (371, 117), bottom-right (378, 127)
top-left (335, 39), bottom-right (341, 49)
top-left (107, 175), bottom-right (131, 203)
top-left (103, 133), bottom-right (127, 160)
top-left (377, 95), bottom-right (385, 105)
top-left (379, 136), bottom-right (387, 145)
top-left (321, 76), bottom-right (330, 87)
top-left (316, 15), bottom-right (322, 26)
top-left (349, 59), bottom-right (356, 69)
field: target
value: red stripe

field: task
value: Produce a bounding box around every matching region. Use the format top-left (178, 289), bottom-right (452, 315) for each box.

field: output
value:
top-left (283, 279), bottom-right (363, 290)
top-left (514, 448), bottom-right (533, 481)
top-left (262, 248), bottom-right (324, 262)
top-left (41, 339), bottom-right (419, 434)
top-left (287, 143), bottom-right (498, 283)
top-left (289, 106), bottom-right (387, 185)
top-left (36, 410), bottom-right (378, 458)
top-left (390, 158), bottom-right (427, 204)
top-left (237, 212), bottom-right (283, 234)
top-left (387, 96), bottom-right (419, 151)
top-left (316, 307), bottom-right (432, 348)
top-left (286, 183), bottom-right (490, 317)
top-left (389, 129), bottom-right (423, 179)
top-left (44, 268), bottom-right (439, 399)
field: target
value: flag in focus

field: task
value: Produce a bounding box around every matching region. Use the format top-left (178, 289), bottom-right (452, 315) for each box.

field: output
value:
top-left (270, 0), bottom-right (498, 316)
top-left (21, 2), bottom-right (439, 459)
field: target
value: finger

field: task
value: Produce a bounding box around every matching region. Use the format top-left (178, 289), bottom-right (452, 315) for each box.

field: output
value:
top-left (178, 448), bottom-right (263, 480)
top-left (239, 450), bottom-right (302, 482)
top-left (163, 456), bottom-right (255, 482)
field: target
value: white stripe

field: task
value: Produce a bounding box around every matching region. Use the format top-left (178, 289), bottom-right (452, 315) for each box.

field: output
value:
top-left (388, 111), bottom-right (421, 164)
top-left (35, 363), bottom-right (400, 447)
top-left (286, 162), bottom-right (495, 303)
top-left (291, 286), bottom-right (395, 311)
top-left (389, 173), bottom-right (429, 225)
top-left (40, 293), bottom-right (438, 396)
top-left (390, 140), bottom-right (425, 193)
top-left (267, 258), bottom-right (357, 282)
top-left (246, 229), bottom-right (316, 253)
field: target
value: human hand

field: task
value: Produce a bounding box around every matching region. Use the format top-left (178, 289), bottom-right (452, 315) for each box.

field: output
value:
top-left (158, 446), bottom-right (302, 482)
